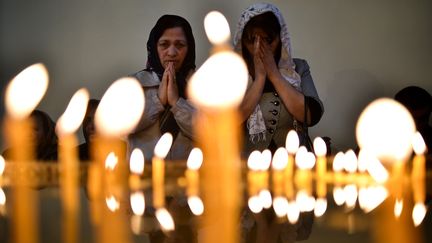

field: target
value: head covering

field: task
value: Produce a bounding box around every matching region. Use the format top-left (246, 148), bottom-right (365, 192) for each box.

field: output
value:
top-left (233, 3), bottom-right (302, 142)
top-left (146, 14), bottom-right (196, 98)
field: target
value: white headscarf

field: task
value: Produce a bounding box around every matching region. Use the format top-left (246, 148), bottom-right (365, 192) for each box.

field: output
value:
top-left (233, 3), bottom-right (302, 143)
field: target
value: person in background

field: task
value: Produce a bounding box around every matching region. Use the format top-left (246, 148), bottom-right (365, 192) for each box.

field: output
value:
top-left (233, 3), bottom-right (323, 155)
top-left (78, 99), bottom-right (100, 161)
top-left (128, 14), bottom-right (196, 161)
top-left (2, 109), bottom-right (58, 161)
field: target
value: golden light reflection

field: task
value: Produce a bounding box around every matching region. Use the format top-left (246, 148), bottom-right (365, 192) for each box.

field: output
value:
top-left (366, 155), bottom-right (389, 183)
top-left (56, 88), bottom-right (89, 136)
top-left (412, 203), bottom-right (427, 226)
top-left (130, 191), bottom-right (145, 216)
top-left (105, 195), bottom-right (120, 212)
top-left (333, 187), bottom-right (346, 206)
top-left (248, 195), bottom-right (263, 213)
top-left (5, 63), bottom-right (49, 119)
top-left (287, 201), bottom-right (300, 224)
top-left (187, 196), bottom-right (204, 216)
top-left (130, 215), bottom-right (142, 235)
top-left (394, 199), bottom-right (403, 218)
top-left (130, 148), bottom-right (145, 175)
top-left (314, 198), bottom-right (327, 217)
top-left (343, 184), bottom-right (358, 209)
top-left (0, 188), bottom-right (5, 205)
top-left (259, 189), bottom-right (272, 209)
top-left (344, 150), bottom-right (358, 173)
top-left (155, 208), bottom-right (175, 231)
top-left (296, 190), bottom-right (315, 212)
top-left (0, 155), bottom-right (5, 175)
top-left (273, 196), bottom-right (289, 217)
top-left (104, 152), bottom-right (118, 171)
top-left (360, 186), bottom-right (388, 213)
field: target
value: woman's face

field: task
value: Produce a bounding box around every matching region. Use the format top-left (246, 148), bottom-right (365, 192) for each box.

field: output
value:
top-left (243, 27), bottom-right (280, 57)
top-left (157, 27), bottom-right (188, 72)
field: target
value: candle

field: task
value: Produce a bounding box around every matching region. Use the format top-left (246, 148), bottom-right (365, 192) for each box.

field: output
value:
top-left (247, 151), bottom-right (261, 198)
top-left (93, 77), bottom-right (145, 243)
top-left (344, 150), bottom-right (358, 209)
top-left (411, 131), bottom-right (426, 226)
top-left (0, 156), bottom-right (5, 216)
top-left (186, 148), bottom-right (204, 216)
top-left (187, 11), bottom-right (248, 243)
top-left (56, 88), bottom-right (89, 243)
top-left (313, 137), bottom-right (327, 217)
top-left (332, 152), bottom-right (345, 206)
top-left (272, 148), bottom-right (288, 198)
top-left (4, 63), bottom-right (48, 243)
top-left (259, 150), bottom-right (272, 209)
top-left (294, 146), bottom-right (316, 212)
top-left (129, 148), bottom-right (144, 191)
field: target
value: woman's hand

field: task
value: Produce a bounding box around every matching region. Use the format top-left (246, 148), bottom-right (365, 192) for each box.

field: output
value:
top-left (253, 36), bottom-right (266, 82)
top-left (159, 62), bottom-right (175, 106)
top-left (167, 62), bottom-right (179, 106)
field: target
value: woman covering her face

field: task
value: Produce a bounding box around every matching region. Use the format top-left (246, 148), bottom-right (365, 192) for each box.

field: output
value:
top-left (233, 3), bottom-right (324, 154)
top-left (129, 15), bottom-right (196, 160)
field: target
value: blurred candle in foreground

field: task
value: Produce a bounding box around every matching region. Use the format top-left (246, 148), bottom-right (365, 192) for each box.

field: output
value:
top-left (186, 148), bottom-right (204, 216)
top-left (411, 132), bottom-right (426, 226)
top-left (56, 88), bottom-right (89, 243)
top-left (5, 63), bottom-right (48, 243)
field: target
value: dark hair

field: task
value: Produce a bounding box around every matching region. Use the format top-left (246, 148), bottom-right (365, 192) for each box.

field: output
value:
top-left (395, 86), bottom-right (432, 111)
top-left (30, 110), bottom-right (58, 160)
top-left (146, 15), bottom-right (196, 98)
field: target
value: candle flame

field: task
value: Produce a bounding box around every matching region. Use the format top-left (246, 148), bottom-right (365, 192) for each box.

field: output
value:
top-left (0, 156), bottom-right (5, 175)
top-left (248, 195), bottom-right (263, 213)
top-left (187, 148), bottom-right (203, 170)
top-left (360, 186), bottom-right (388, 213)
top-left (5, 63), bottom-right (49, 119)
top-left (296, 191), bottom-right (315, 212)
top-left (412, 132), bottom-right (426, 155)
top-left (130, 148), bottom-right (145, 174)
top-left (105, 152), bottom-right (118, 170)
top-left (366, 156), bottom-right (389, 183)
top-left (357, 149), bottom-right (369, 172)
top-left (314, 198), bottom-right (327, 217)
top-left (261, 149), bottom-right (272, 171)
top-left (344, 184), bottom-right (358, 209)
top-left (106, 195), bottom-right (120, 212)
top-left (204, 11), bottom-right (230, 45)
top-left (0, 188), bottom-right (6, 205)
top-left (287, 201), bottom-right (300, 224)
top-left (187, 196), bottom-right (204, 216)
top-left (95, 77), bottom-right (145, 137)
top-left (344, 150), bottom-right (358, 173)
top-left (130, 191), bottom-right (145, 216)
top-left (154, 133), bottom-right (173, 158)
top-left (259, 189), bottom-right (273, 209)
top-left (295, 146), bottom-right (307, 169)
top-left (333, 187), bottom-right (345, 206)
top-left (332, 152), bottom-right (345, 172)
top-left (412, 203), bottom-right (427, 226)
top-left (273, 196), bottom-right (289, 217)
top-left (272, 147), bottom-right (288, 170)
top-left (313, 137), bottom-right (327, 157)
top-left (56, 88), bottom-right (89, 136)
top-left (247, 150), bottom-right (261, 171)
top-left (394, 199), bottom-right (403, 218)
top-left (286, 130), bottom-right (299, 154)
top-left (188, 52), bottom-right (248, 108)
top-left (155, 208), bottom-right (175, 231)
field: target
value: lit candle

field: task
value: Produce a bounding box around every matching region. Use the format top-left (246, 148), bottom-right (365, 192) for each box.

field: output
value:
top-left (343, 150), bottom-right (358, 209)
top-left (186, 148), bottom-right (204, 216)
top-left (93, 77), bottom-right (145, 243)
top-left (4, 63), bottom-right (48, 243)
top-left (187, 11), bottom-right (248, 243)
top-left (411, 131), bottom-right (427, 226)
top-left (130, 191), bottom-right (145, 234)
top-left (259, 150), bottom-right (272, 209)
top-left (247, 151), bottom-right (262, 213)
top-left (313, 137), bottom-right (327, 217)
top-left (56, 88), bottom-right (89, 243)
top-left (129, 148), bottom-right (144, 191)
top-left (272, 147), bottom-right (288, 198)
top-left (285, 131), bottom-right (299, 206)
top-left (332, 152), bottom-right (345, 206)
top-left (0, 156), bottom-right (6, 216)
top-left (295, 146), bottom-right (316, 212)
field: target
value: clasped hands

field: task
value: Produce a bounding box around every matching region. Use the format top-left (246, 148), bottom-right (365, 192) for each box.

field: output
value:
top-left (158, 62), bottom-right (179, 107)
top-left (253, 36), bottom-right (287, 82)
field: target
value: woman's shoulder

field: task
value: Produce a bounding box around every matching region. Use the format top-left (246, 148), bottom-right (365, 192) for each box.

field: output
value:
top-left (130, 69), bottom-right (160, 87)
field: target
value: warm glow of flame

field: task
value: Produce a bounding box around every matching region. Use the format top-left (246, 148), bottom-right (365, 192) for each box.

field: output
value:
top-left (412, 203), bottom-right (427, 226)
top-left (5, 63), bottom-right (49, 119)
top-left (130, 148), bottom-right (145, 174)
top-left (332, 152), bottom-right (345, 172)
top-left (130, 191), bottom-right (145, 216)
top-left (0, 156), bottom-right (5, 175)
top-left (261, 149), bottom-right (272, 171)
top-left (95, 77), bottom-right (145, 137)
top-left (273, 196), bottom-right (289, 217)
top-left (344, 184), bottom-right (358, 209)
top-left (188, 52), bottom-right (248, 108)
top-left (412, 132), bottom-right (427, 155)
top-left (106, 195), bottom-right (120, 212)
top-left (247, 150), bottom-right (261, 171)
top-left (366, 156), bottom-right (389, 183)
top-left (187, 196), bottom-right (204, 216)
top-left (314, 198), bottom-right (327, 217)
top-left (344, 150), bottom-right (358, 173)
top-left (356, 98), bottom-right (415, 163)
top-left (313, 137), bottom-right (327, 157)
top-left (333, 187), bottom-right (345, 206)
top-left (155, 208), bottom-right (175, 231)
top-left (295, 146), bottom-right (307, 169)
top-left (394, 199), bottom-right (403, 218)
top-left (357, 149), bottom-right (369, 173)
top-left (272, 147), bottom-right (288, 170)
top-left (360, 186), bottom-right (388, 213)
top-left (154, 133), bottom-right (173, 158)
top-left (248, 195), bottom-right (263, 213)
top-left (187, 148), bottom-right (203, 170)
top-left (287, 201), bottom-right (300, 224)
top-left (105, 152), bottom-right (118, 170)
top-left (204, 11), bottom-right (230, 45)
top-left (286, 130), bottom-right (299, 154)
top-left (259, 189), bottom-right (273, 209)
top-left (56, 88), bottom-right (89, 136)
top-left (296, 191), bottom-right (315, 212)
top-left (0, 188), bottom-right (6, 205)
